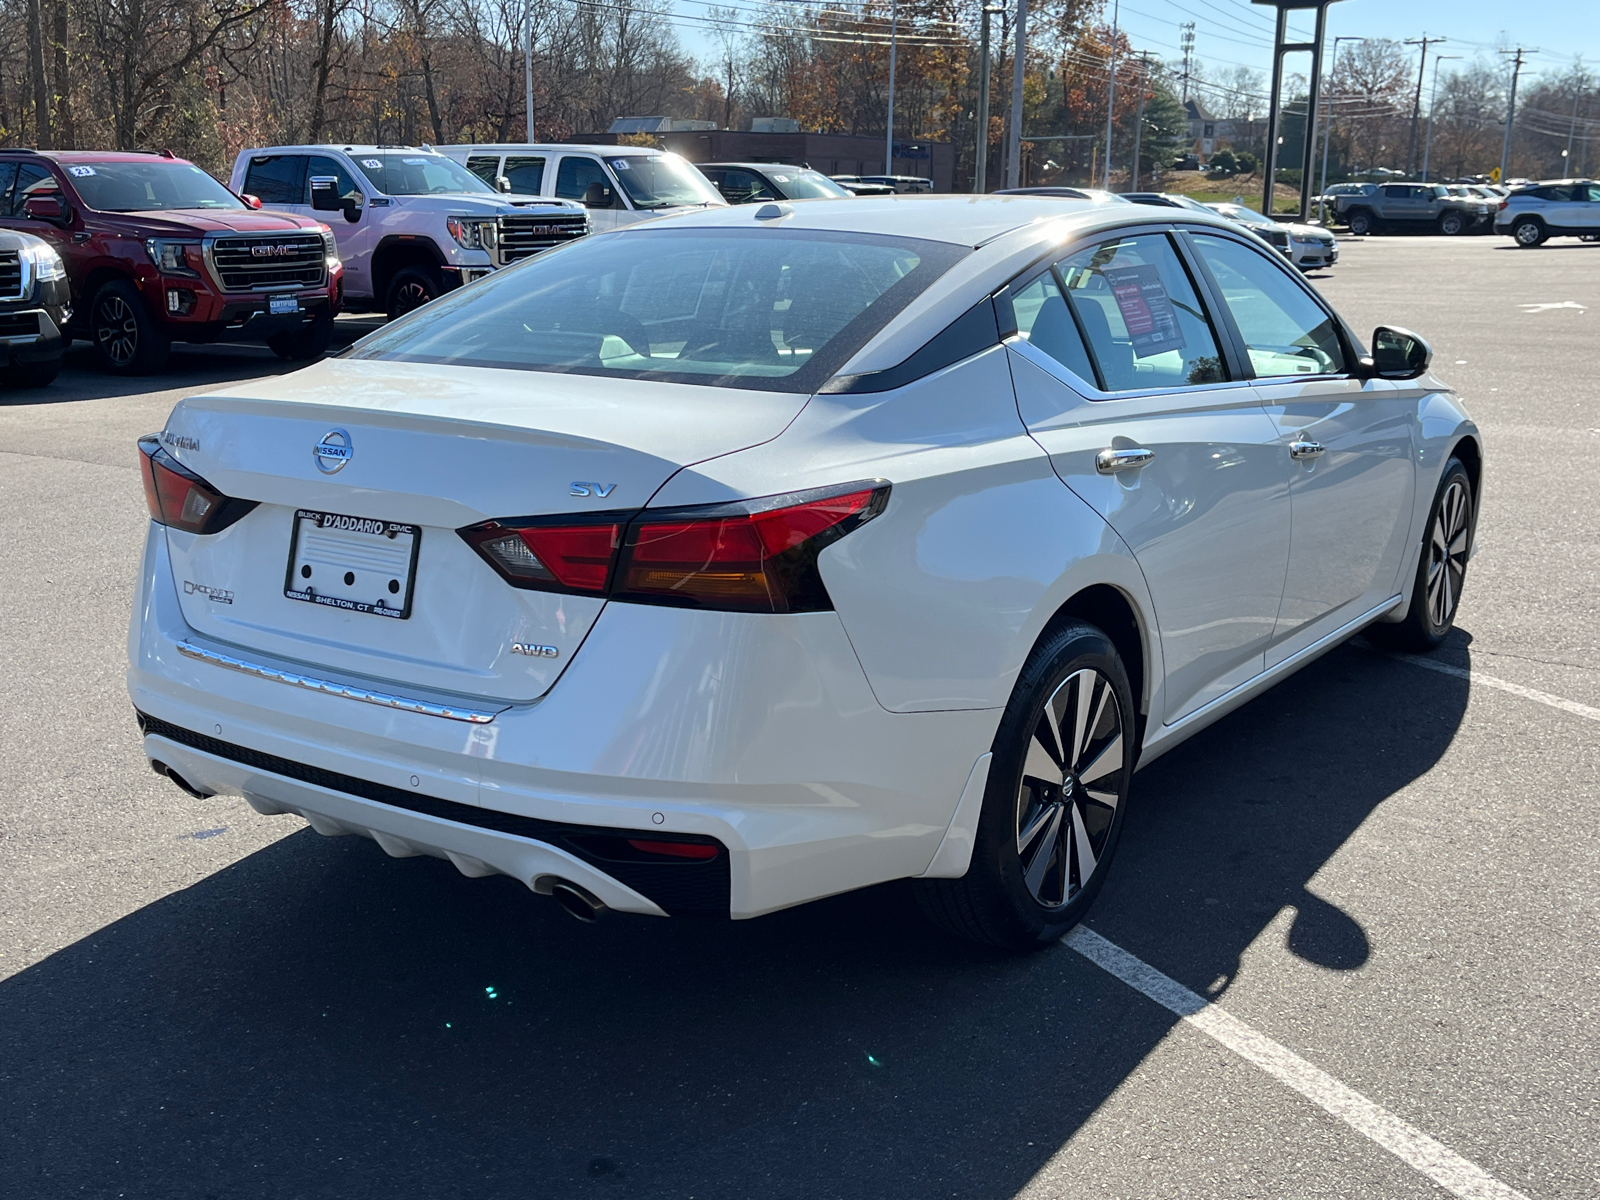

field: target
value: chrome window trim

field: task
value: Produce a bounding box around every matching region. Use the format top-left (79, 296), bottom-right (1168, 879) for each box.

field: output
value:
top-left (177, 641), bottom-right (505, 724)
top-left (1005, 332), bottom-right (1260, 402)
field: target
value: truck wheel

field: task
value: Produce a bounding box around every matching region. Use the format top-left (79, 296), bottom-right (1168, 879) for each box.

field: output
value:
top-left (91, 280), bottom-right (170, 375)
top-left (1438, 211), bottom-right (1465, 236)
top-left (386, 266), bottom-right (442, 321)
top-left (1346, 208), bottom-right (1374, 236)
top-left (267, 310), bottom-right (334, 361)
top-left (1512, 217), bottom-right (1546, 247)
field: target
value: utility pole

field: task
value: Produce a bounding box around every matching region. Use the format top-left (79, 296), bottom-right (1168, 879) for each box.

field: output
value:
top-left (1421, 55), bottom-right (1460, 182)
top-left (1500, 48), bottom-right (1532, 181)
top-left (524, 5), bottom-right (535, 142)
top-left (1101, 0), bottom-right (1120, 190)
top-left (1130, 53), bottom-right (1152, 191)
top-left (885, 0), bottom-right (898, 175)
top-left (1566, 70), bottom-right (1586, 178)
top-left (1319, 35), bottom-right (1364, 223)
top-left (1179, 23), bottom-right (1195, 102)
top-left (1005, 0), bottom-right (1028, 188)
top-left (975, 3), bottom-right (1002, 192)
top-left (1403, 35), bottom-right (1443, 178)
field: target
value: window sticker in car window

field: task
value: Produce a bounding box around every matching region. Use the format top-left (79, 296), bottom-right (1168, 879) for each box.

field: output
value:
top-left (362, 159), bottom-right (382, 168)
top-left (772, 174), bottom-right (790, 182)
top-left (68, 165), bottom-right (97, 177)
top-left (610, 159), bottom-right (631, 170)
top-left (403, 157), bottom-right (427, 164)
top-left (1101, 264), bottom-right (1186, 358)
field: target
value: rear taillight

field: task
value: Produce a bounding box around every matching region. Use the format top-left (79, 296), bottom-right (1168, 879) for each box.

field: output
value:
top-left (138, 435), bottom-right (258, 535)
top-left (459, 481), bottom-right (890, 614)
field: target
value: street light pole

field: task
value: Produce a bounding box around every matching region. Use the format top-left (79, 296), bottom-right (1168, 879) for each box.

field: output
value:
top-left (525, 6), bottom-right (535, 142)
top-left (1005, 0), bottom-right (1028, 188)
top-left (1421, 55), bottom-right (1460, 183)
top-left (1130, 53), bottom-right (1151, 191)
top-left (1319, 35), bottom-right (1363, 224)
top-left (885, 0), bottom-right (898, 176)
top-left (975, 3), bottom-right (1002, 193)
top-left (1101, 0), bottom-right (1120, 190)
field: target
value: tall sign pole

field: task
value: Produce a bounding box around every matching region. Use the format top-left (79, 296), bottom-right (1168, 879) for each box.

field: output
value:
top-left (1254, 0), bottom-right (1343, 217)
top-left (975, 4), bottom-right (1002, 192)
top-left (525, 7), bottom-right (535, 142)
top-left (1006, 0), bottom-right (1028, 188)
top-left (885, 0), bottom-right (898, 175)
top-left (1101, 0), bottom-right (1120, 190)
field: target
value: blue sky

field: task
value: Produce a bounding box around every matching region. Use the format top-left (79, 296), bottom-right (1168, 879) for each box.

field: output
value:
top-left (667, 0), bottom-right (1595, 89)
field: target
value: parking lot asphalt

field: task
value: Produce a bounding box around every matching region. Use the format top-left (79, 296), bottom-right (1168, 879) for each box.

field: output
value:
top-left (1, 236), bottom-right (1596, 1200)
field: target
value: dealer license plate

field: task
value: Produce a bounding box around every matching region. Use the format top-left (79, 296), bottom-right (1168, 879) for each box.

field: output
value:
top-left (284, 510), bottom-right (420, 619)
top-left (269, 296), bottom-right (300, 315)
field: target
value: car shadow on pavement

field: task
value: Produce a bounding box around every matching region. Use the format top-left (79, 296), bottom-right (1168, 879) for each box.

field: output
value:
top-left (0, 639), bottom-right (1469, 1200)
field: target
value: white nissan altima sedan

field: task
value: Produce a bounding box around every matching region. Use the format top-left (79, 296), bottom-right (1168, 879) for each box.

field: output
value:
top-left (129, 195), bottom-right (1481, 949)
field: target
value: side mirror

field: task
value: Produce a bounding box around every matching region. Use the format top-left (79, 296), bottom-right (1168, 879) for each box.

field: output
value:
top-left (240, 193), bottom-right (263, 210)
top-left (310, 176), bottom-right (344, 211)
top-left (23, 194), bottom-right (65, 223)
top-left (582, 181), bottom-right (613, 209)
top-left (1360, 325), bottom-right (1432, 381)
top-left (496, 176), bottom-right (512, 193)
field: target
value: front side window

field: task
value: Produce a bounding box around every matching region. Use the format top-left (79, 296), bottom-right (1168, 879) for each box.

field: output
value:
top-left (0, 163), bottom-right (18, 213)
top-left (70, 161), bottom-right (244, 211)
top-left (244, 155), bottom-right (306, 205)
top-left (305, 155), bottom-right (361, 205)
top-left (347, 228), bottom-right (966, 392)
top-left (1054, 233), bottom-right (1226, 392)
top-left (555, 157), bottom-right (615, 206)
top-left (713, 168), bottom-right (778, 204)
top-left (1191, 234), bottom-right (1345, 378)
top-left (12, 162), bottom-right (64, 216)
top-left (353, 153), bottom-right (494, 196)
top-left (604, 155), bottom-right (722, 209)
top-left (465, 155), bottom-right (502, 186)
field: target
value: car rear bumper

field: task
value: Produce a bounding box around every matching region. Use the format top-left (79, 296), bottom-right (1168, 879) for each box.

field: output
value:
top-left (127, 522), bottom-right (996, 919)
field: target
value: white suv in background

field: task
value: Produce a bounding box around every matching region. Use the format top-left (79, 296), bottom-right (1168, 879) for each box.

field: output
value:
top-left (230, 145), bottom-right (589, 318)
top-left (1493, 179), bottom-right (1600, 247)
top-left (438, 144), bottom-right (726, 230)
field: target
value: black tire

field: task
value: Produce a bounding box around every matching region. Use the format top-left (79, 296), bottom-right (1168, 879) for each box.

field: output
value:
top-left (915, 621), bottom-right (1135, 951)
top-left (1438, 210), bottom-right (1466, 236)
top-left (1511, 217), bottom-right (1546, 248)
top-left (266, 310), bottom-right (334, 361)
top-left (1366, 458), bottom-right (1473, 653)
top-left (91, 279), bottom-right (170, 374)
top-left (386, 265), bottom-right (443, 321)
top-left (1346, 208), bottom-right (1375, 236)
top-left (7, 358), bottom-right (62, 388)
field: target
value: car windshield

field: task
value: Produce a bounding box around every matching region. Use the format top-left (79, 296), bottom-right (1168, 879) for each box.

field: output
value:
top-left (1215, 205), bottom-right (1275, 227)
top-left (604, 155), bottom-right (722, 209)
top-left (347, 227), bottom-right (966, 392)
top-left (768, 169), bottom-right (850, 199)
top-left (352, 153), bottom-right (494, 196)
top-left (1163, 194), bottom-right (1212, 213)
top-left (65, 160), bottom-right (244, 211)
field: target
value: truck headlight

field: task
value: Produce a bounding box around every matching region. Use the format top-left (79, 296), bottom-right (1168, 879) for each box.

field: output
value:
top-left (446, 217), bottom-right (497, 252)
top-left (144, 238), bottom-right (200, 276)
top-left (20, 241), bottom-right (66, 282)
top-left (318, 225), bottom-right (340, 269)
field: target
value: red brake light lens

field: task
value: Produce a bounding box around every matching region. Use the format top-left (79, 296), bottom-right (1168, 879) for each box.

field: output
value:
top-left (625, 838), bottom-right (720, 860)
top-left (138, 435), bottom-right (257, 535)
top-left (458, 481), bottom-right (889, 613)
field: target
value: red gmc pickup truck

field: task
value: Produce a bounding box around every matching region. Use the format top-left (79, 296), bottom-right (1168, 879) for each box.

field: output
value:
top-left (0, 148), bottom-right (343, 373)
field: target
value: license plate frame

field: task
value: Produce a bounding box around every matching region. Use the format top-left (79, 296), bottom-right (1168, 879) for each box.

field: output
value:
top-left (269, 295), bottom-right (300, 316)
top-left (283, 509), bottom-right (421, 620)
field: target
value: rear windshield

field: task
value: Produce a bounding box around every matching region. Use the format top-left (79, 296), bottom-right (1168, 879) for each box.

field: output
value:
top-left (352, 153), bottom-right (494, 196)
top-left (348, 227), bottom-right (966, 392)
top-left (66, 160), bottom-right (244, 211)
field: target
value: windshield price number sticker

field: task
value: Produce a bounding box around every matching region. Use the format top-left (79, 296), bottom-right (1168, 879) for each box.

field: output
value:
top-left (610, 159), bottom-right (631, 170)
top-left (269, 296), bottom-right (300, 315)
top-left (362, 159), bottom-right (382, 168)
top-left (68, 165), bottom-right (97, 177)
top-left (284, 510), bottom-right (421, 620)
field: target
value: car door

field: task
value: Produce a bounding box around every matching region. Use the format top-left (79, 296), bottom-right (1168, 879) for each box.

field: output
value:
top-left (1005, 228), bottom-right (1293, 724)
top-left (4, 161), bottom-right (80, 286)
top-left (1184, 229), bottom-right (1417, 664)
top-left (553, 155), bottom-right (621, 230)
top-left (298, 154), bottom-right (375, 299)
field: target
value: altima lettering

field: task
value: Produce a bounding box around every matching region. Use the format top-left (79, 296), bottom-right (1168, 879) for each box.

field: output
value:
top-left (162, 432), bottom-right (200, 451)
top-left (184, 581), bottom-right (234, 604)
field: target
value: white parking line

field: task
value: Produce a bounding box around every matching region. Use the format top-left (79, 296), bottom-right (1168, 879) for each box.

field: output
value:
top-left (1388, 653), bottom-right (1600, 724)
top-left (1064, 927), bottom-right (1532, 1200)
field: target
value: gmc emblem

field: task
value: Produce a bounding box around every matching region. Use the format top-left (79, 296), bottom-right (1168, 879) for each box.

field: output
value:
top-left (250, 244), bottom-right (298, 258)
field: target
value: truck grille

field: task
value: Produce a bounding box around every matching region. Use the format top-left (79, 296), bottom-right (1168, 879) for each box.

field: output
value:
top-left (208, 233), bottom-right (326, 293)
top-left (496, 213), bottom-right (589, 265)
top-left (0, 250), bottom-right (22, 301)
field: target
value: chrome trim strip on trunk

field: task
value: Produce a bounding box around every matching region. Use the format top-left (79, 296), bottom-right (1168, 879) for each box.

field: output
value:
top-left (176, 641), bottom-right (503, 724)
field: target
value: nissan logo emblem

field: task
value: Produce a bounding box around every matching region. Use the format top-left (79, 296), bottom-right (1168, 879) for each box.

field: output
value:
top-left (314, 429), bottom-right (353, 474)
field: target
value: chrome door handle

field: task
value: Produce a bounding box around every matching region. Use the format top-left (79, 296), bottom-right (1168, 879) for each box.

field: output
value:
top-left (1095, 447), bottom-right (1156, 475)
top-left (1289, 437), bottom-right (1326, 460)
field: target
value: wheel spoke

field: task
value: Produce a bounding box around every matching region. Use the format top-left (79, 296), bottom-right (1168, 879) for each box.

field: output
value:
top-left (1017, 799), bottom-right (1058, 857)
top-left (1069, 801), bottom-right (1097, 892)
top-left (1022, 733), bottom-right (1061, 791)
top-left (1077, 731), bottom-right (1124, 787)
top-left (1022, 804), bottom-right (1064, 897)
top-left (1069, 670), bottom-right (1093, 767)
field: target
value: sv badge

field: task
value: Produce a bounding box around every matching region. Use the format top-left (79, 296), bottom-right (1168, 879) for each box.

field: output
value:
top-left (569, 482), bottom-right (616, 498)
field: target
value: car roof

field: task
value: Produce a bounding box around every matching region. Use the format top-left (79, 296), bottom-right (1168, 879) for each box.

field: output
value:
top-left (701, 162), bottom-right (812, 171)
top-left (6, 149), bottom-right (195, 164)
top-left (439, 143), bottom-right (670, 156)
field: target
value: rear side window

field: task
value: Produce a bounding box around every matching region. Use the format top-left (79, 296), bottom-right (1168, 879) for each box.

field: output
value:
top-left (1535, 185), bottom-right (1574, 202)
top-left (244, 155), bottom-right (306, 204)
top-left (347, 228), bottom-right (967, 393)
top-left (504, 156), bottom-right (545, 194)
top-left (555, 157), bottom-right (613, 205)
top-left (1007, 272), bottom-right (1097, 384)
top-left (1190, 234), bottom-right (1345, 378)
top-left (1054, 233), bottom-right (1226, 392)
top-left (11, 162), bottom-right (63, 216)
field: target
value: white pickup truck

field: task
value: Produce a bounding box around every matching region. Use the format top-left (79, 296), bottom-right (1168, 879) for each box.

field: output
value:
top-left (230, 145), bottom-right (589, 318)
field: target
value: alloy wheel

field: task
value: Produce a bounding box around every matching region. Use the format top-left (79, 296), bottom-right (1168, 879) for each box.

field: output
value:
top-left (1015, 668), bottom-right (1125, 908)
top-left (1425, 478), bottom-right (1470, 629)
top-left (1514, 221), bottom-right (1543, 246)
top-left (96, 295), bottom-right (138, 367)
top-left (394, 281), bottom-right (431, 314)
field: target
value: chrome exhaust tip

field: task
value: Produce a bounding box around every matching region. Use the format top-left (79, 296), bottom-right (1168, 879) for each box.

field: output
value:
top-left (548, 880), bottom-right (605, 923)
top-left (149, 759), bottom-right (216, 799)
